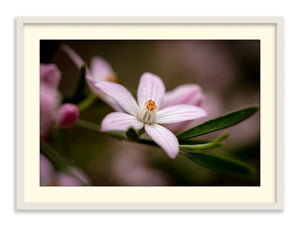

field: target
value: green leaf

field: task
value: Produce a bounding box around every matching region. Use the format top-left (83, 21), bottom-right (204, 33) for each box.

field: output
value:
top-left (63, 65), bottom-right (88, 104)
top-left (177, 106), bottom-right (259, 139)
top-left (181, 152), bottom-right (255, 176)
top-left (180, 132), bottom-right (229, 152)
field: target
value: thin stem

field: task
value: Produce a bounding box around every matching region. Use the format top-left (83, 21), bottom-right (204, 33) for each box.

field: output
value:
top-left (136, 127), bottom-right (145, 137)
top-left (180, 132), bottom-right (229, 152)
top-left (75, 119), bottom-right (226, 151)
top-left (75, 119), bottom-right (156, 145)
top-left (75, 118), bottom-right (100, 132)
top-left (77, 93), bottom-right (97, 112)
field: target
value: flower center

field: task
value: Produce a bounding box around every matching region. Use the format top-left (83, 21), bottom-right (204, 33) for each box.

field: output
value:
top-left (144, 99), bottom-right (157, 112)
top-left (137, 99), bottom-right (157, 124)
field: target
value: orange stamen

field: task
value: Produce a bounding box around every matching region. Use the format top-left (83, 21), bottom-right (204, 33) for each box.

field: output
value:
top-left (144, 100), bottom-right (157, 112)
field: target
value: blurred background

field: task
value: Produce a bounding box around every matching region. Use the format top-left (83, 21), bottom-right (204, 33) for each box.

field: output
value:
top-left (40, 40), bottom-right (260, 186)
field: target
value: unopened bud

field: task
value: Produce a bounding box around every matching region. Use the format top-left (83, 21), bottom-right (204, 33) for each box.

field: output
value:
top-left (57, 104), bottom-right (79, 128)
top-left (40, 64), bottom-right (61, 88)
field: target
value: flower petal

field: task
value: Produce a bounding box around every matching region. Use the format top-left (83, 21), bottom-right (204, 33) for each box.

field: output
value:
top-left (101, 95), bottom-right (125, 112)
top-left (101, 112), bottom-right (144, 132)
top-left (61, 45), bottom-right (85, 69)
top-left (90, 56), bottom-right (114, 82)
top-left (137, 72), bottom-right (165, 109)
top-left (156, 105), bottom-right (207, 124)
top-left (188, 92), bottom-right (205, 107)
top-left (162, 84), bottom-right (204, 108)
top-left (145, 124), bottom-right (179, 159)
top-left (95, 81), bottom-right (139, 115)
top-left (86, 76), bottom-right (123, 112)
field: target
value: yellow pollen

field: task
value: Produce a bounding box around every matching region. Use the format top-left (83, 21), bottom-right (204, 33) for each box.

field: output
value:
top-left (144, 100), bottom-right (157, 112)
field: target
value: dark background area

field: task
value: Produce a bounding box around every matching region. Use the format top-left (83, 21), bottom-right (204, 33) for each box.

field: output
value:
top-left (40, 40), bottom-right (260, 186)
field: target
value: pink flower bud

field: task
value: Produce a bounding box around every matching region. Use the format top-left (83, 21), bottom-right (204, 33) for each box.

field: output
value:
top-left (57, 104), bottom-right (79, 128)
top-left (40, 64), bottom-right (61, 88)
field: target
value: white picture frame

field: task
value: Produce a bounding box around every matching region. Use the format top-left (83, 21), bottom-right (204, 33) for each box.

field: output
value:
top-left (16, 17), bottom-right (284, 210)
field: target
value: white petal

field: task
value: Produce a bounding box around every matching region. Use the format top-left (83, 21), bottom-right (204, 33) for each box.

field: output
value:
top-left (101, 112), bottom-right (144, 132)
top-left (145, 124), bottom-right (179, 159)
top-left (137, 72), bottom-right (165, 109)
top-left (87, 76), bottom-right (123, 112)
top-left (101, 95), bottom-right (124, 112)
top-left (95, 81), bottom-right (139, 115)
top-left (156, 105), bottom-right (207, 124)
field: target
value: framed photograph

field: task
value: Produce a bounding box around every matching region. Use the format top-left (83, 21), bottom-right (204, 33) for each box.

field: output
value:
top-left (16, 17), bottom-right (284, 210)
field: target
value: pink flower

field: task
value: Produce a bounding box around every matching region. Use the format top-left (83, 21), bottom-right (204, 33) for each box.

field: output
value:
top-left (40, 64), bottom-right (79, 139)
top-left (61, 45), bottom-right (122, 111)
top-left (40, 64), bottom-right (61, 88)
top-left (96, 73), bottom-right (207, 158)
top-left (40, 64), bottom-right (61, 139)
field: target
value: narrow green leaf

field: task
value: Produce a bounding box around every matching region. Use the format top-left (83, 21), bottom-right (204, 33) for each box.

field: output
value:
top-left (63, 65), bottom-right (88, 104)
top-left (180, 132), bottom-right (229, 152)
top-left (177, 106), bottom-right (259, 139)
top-left (40, 142), bottom-right (90, 185)
top-left (181, 152), bottom-right (255, 176)
top-left (40, 142), bottom-right (69, 170)
top-left (73, 65), bottom-right (88, 102)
